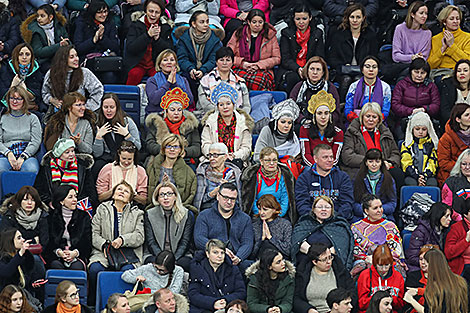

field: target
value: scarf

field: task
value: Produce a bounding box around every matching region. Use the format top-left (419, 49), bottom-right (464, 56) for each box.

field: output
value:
top-left (57, 300), bottom-right (81, 313)
top-left (50, 158), bottom-right (79, 191)
top-left (38, 21), bottom-right (55, 46)
top-left (367, 170), bottom-right (381, 194)
top-left (15, 207), bottom-right (41, 230)
top-left (103, 120), bottom-right (124, 154)
top-left (61, 206), bottom-right (74, 246)
top-left (111, 163), bottom-right (138, 191)
top-left (458, 128), bottom-right (470, 147)
top-left (296, 79), bottom-right (327, 104)
top-left (206, 166), bottom-right (235, 184)
top-left (361, 126), bottom-right (382, 151)
top-left (257, 166), bottom-right (280, 194)
top-left (18, 64), bottom-right (30, 77)
top-left (296, 27), bottom-right (311, 67)
top-left (353, 77), bottom-right (384, 111)
top-left (153, 71), bottom-right (188, 93)
top-left (189, 27), bottom-right (212, 69)
top-left (165, 116), bottom-right (186, 135)
top-left (217, 114), bottom-right (237, 152)
top-left (239, 25), bottom-right (263, 63)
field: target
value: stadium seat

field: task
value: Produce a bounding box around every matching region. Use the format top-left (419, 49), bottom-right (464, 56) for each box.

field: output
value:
top-left (1, 171), bottom-right (37, 199)
top-left (45, 270), bottom-right (87, 307)
top-left (249, 91), bottom-right (287, 104)
top-left (252, 134), bottom-right (259, 150)
top-left (103, 85), bottom-right (141, 127)
top-left (403, 232), bottom-right (412, 252)
top-left (400, 186), bottom-right (441, 208)
top-left (96, 271), bottom-right (133, 312)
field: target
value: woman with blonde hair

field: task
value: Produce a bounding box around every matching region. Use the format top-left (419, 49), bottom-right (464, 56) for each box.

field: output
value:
top-left (143, 178), bottom-right (194, 270)
top-left (102, 293), bottom-right (129, 313)
top-left (42, 280), bottom-right (92, 313)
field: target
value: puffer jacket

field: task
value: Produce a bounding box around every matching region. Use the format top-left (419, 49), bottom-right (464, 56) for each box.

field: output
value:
top-left (400, 136), bottom-right (438, 180)
top-left (437, 122), bottom-right (468, 186)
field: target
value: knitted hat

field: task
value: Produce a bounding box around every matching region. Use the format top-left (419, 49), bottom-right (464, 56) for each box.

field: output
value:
top-left (52, 138), bottom-right (75, 158)
top-left (307, 90), bottom-right (336, 115)
top-left (160, 87), bottom-right (190, 110)
top-left (272, 99), bottom-right (300, 121)
top-left (404, 111), bottom-right (439, 149)
top-left (210, 82), bottom-right (238, 105)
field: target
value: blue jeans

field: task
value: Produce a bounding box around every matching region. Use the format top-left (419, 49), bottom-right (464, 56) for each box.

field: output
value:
top-left (0, 156), bottom-right (39, 173)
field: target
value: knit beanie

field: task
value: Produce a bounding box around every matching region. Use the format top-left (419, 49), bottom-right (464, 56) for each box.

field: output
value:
top-left (52, 138), bottom-right (76, 158)
top-left (404, 112), bottom-right (438, 149)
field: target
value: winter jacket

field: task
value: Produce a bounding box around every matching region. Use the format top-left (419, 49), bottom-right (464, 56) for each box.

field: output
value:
top-left (406, 218), bottom-right (449, 272)
top-left (89, 200), bottom-right (144, 267)
top-left (252, 217), bottom-right (292, 258)
top-left (291, 213), bottom-right (354, 269)
top-left (0, 60), bottom-right (45, 112)
top-left (193, 202), bottom-right (253, 261)
top-left (445, 220), bottom-right (470, 276)
top-left (400, 136), bottom-right (438, 181)
top-left (0, 251), bottom-right (35, 293)
top-left (437, 122), bottom-right (468, 186)
top-left (357, 265), bottom-right (404, 313)
top-left (0, 13), bottom-right (21, 60)
top-left (146, 153), bottom-right (197, 212)
top-left (145, 111), bottom-right (201, 159)
top-left (323, 0), bottom-right (379, 24)
top-left (428, 28), bottom-right (470, 70)
top-left (220, 0), bottom-right (270, 26)
top-left (299, 125), bottom-right (344, 167)
top-left (124, 12), bottom-right (174, 74)
top-left (33, 151), bottom-right (98, 209)
top-left (0, 198), bottom-right (49, 247)
top-left (73, 15), bottom-right (120, 57)
top-left (67, 0), bottom-right (119, 11)
top-left (45, 206), bottom-right (92, 263)
top-left (293, 255), bottom-right (356, 313)
top-left (439, 77), bottom-right (458, 126)
top-left (327, 27), bottom-right (378, 73)
top-left (352, 174), bottom-right (397, 223)
top-left (145, 74), bottom-right (194, 114)
top-left (391, 76), bottom-right (440, 118)
top-left (175, 27), bottom-right (221, 75)
top-left (442, 176), bottom-right (470, 218)
top-left (201, 108), bottom-right (254, 163)
top-left (228, 24), bottom-right (280, 75)
top-left (188, 250), bottom-right (247, 313)
top-left (341, 118), bottom-right (401, 178)
top-left (144, 204), bottom-right (194, 260)
top-left (245, 260), bottom-right (295, 313)
top-left (295, 165), bottom-right (354, 221)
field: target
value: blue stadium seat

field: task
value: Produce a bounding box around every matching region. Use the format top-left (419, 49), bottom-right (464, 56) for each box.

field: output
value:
top-left (45, 270), bottom-right (87, 307)
top-left (403, 232), bottom-right (412, 252)
top-left (1, 171), bottom-right (37, 199)
top-left (96, 271), bottom-right (133, 312)
top-left (400, 186), bottom-right (441, 208)
top-left (252, 134), bottom-right (259, 150)
top-left (103, 85), bottom-right (141, 127)
top-left (249, 91), bottom-right (287, 104)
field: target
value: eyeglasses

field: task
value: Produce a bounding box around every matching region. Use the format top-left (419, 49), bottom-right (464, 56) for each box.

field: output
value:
top-left (10, 97), bottom-right (24, 102)
top-left (208, 153), bottom-right (225, 159)
top-left (68, 290), bottom-right (80, 299)
top-left (159, 192), bottom-right (175, 198)
top-left (262, 159), bottom-right (277, 164)
top-left (153, 265), bottom-right (168, 275)
top-left (165, 145), bottom-right (181, 150)
top-left (317, 255), bottom-right (334, 263)
top-left (218, 192), bottom-right (237, 202)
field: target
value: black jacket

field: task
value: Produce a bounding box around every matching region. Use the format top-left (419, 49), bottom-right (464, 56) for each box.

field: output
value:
top-left (73, 15), bottom-right (120, 57)
top-left (327, 27), bottom-right (378, 73)
top-left (0, 251), bottom-right (35, 292)
top-left (439, 77), bottom-right (457, 126)
top-left (0, 12), bottom-right (21, 59)
top-left (323, 0), bottom-right (379, 24)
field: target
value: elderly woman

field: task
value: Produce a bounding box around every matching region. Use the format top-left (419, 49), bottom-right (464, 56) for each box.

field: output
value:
top-left (88, 181), bottom-right (144, 301)
top-left (341, 102), bottom-right (401, 182)
top-left (193, 142), bottom-right (242, 212)
top-left (96, 141), bottom-right (148, 205)
top-left (442, 149), bottom-right (470, 217)
top-left (440, 59), bottom-right (470, 126)
top-left (197, 47), bottom-right (251, 117)
top-left (291, 195), bottom-right (354, 269)
top-left (34, 138), bottom-right (97, 208)
top-left (242, 147), bottom-right (296, 222)
top-left (145, 49), bottom-right (194, 114)
top-left (201, 82), bottom-right (253, 167)
top-left (437, 103), bottom-right (470, 186)
top-left (350, 194), bottom-right (406, 278)
top-left (294, 243), bottom-right (356, 313)
top-left (144, 179), bottom-right (194, 270)
top-left (146, 134), bottom-right (197, 213)
top-left (300, 90), bottom-right (344, 167)
top-left (44, 92), bottom-right (95, 154)
top-left (145, 87), bottom-right (201, 163)
top-left (254, 99), bottom-right (300, 163)
top-left (0, 86), bottom-right (41, 174)
top-left (251, 195), bottom-right (292, 259)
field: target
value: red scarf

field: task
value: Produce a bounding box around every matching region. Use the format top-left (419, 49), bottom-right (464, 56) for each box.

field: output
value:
top-left (296, 27), bottom-right (311, 67)
top-left (361, 126), bottom-right (382, 151)
top-left (217, 114), bottom-right (237, 152)
top-left (256, 166), bottom-right (280, 194)
top-left (165, 116), bottom-right (185, 135)
top-left (50, 157), bottom-right (79, 191)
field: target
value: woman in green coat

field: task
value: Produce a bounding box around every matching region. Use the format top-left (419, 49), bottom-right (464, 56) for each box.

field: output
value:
top-left (245, 249), bottom-right (295, 313)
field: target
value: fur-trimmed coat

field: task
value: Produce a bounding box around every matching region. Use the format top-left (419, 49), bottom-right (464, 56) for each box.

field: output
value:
top-left (33, 151), bottom-right (98, 209)
top-left (145, 111), bottom-right (201, 159)
top-left (143, 293), bottom-right (189, 313)
top-left (245, 260), bottom-right (295, 313)
top-left (201, 108), bottom-right (254, 163)
top-left (241, 163), bottom-right (297, 224)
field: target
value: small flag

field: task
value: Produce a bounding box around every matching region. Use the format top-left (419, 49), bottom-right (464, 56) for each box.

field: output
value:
top-left (77, 197), bottom-right (93, 219)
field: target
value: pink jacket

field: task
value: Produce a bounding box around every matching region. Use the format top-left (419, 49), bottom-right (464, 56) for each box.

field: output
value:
top-left (227, 24), bottom-right (280, 75)
top-left (219, 0), bottom-right (270, 26)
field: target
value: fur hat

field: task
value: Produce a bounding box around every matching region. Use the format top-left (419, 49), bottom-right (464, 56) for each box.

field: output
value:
top-left (272, 99), bottom-right (300, 121)
top-left (307, 90), bottom-right (336, 115)
top-left (404, 112), bottom-right (438, 148)
top-left (52, 138), bottom-right (75, 158)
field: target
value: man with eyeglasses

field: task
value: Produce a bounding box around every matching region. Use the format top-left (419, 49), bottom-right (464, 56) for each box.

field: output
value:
top-left (193, 182), bottom-right (253, 268)
top-left (295, 144), bottom-right (354, 221)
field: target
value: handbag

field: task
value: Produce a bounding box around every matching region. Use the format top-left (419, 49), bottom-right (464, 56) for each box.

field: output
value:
top-left (28, 244), bottom-right (43, 255)
top-left (105, 243), bottom-right (139, 270)
top-left (340, 65), bottom-right (361, 76)
top-left (85, 54), bottom-right (123, 72)
top-left (123, 282), bottom-right (152, 312)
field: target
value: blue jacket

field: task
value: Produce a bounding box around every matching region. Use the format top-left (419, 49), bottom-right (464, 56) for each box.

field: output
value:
top-left (176, 29), bottom-right (221, 75)
top-left (352, 175), bottom-right (397, 223)
top-left (73, 15), bottom-right (120, 57)
top-left (295, 165), bottom-right (354, 221)
top-left (188, 250), bottom-right (246, 313)
top-left (193, 202), bottom-right (253, 261)
top-left (0, 15), bottom-right (21, 59)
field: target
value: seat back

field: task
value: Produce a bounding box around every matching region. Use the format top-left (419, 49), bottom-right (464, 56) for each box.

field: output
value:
top-left (45, 270), bottom-right (87, 307)
top-left (249, 91), bottom-right (287, 104)
top-left (103, 85), bottom-right (141, 127)
top-left (96, 271), bottom-right (133, 312)
top-left (1, 171), bottom-right (37, 199)
top-left (400, 186), bottom-right (441, 208)
top-left (402, 232), bottom-right (412, 252)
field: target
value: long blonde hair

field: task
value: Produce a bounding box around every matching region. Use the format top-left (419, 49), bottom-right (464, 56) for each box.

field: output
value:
top-left (152, 178), bottom-right (187, 224)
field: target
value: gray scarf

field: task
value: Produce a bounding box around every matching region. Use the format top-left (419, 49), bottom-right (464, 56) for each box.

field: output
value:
top-left (38, 21), bottom-right (55, 46)
top-left (15, 207), bottom-right (42, 230)
top-left (189, 27), bottom-right (212, 69)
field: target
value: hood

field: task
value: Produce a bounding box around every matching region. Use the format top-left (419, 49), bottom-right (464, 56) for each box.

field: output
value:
top-left (174, 25), bottom-right (225, 41)
top-left (201, 108), bottom-right (255, 133)
top-left (145, 110), bottom-right (199, 144)
top-left (20, 12), bottom-right (67, 44)
top-left (0, 195), bottom-right (49, 215)
top-left (8, 59), bottom-right (40, 77)
top-left (40, 150), bottom-right (94, 169)
top-left (130, 11), bottom-right (174, 27)
top-left (245, 259), bottom-right (295, 278)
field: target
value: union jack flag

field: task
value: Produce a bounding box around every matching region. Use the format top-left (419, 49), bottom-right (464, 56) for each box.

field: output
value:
top-left (77, 197), bottom-right (93, 219)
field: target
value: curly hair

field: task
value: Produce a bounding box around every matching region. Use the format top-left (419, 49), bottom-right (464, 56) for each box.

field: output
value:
top-left (49, 46), bottom-right (84, 101)
top-left (0, 285), bottom-right (34, 313)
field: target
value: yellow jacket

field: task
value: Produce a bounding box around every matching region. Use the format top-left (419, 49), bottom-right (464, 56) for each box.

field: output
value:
top-left (428, 28), bottom-right (470, 69)
top-left (401, 136), bottom-right (438, 179)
